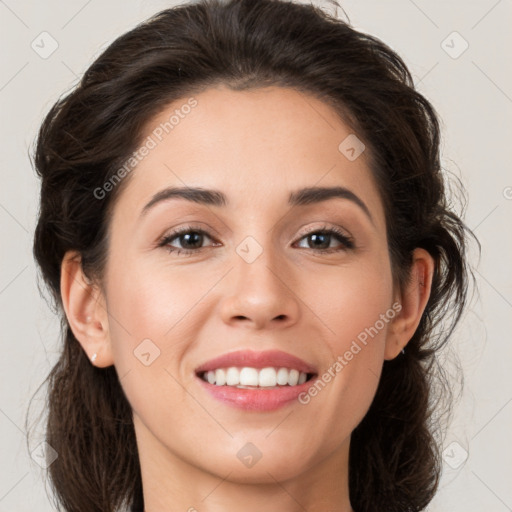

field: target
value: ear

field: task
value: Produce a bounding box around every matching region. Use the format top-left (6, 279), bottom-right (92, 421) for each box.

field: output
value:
top-left (384, 248), bottom-right (435, 360)
top-left (60, 250), bottom-right (114, 368)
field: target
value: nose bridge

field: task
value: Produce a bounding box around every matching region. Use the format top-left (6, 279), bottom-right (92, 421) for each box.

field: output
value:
top-left (219, 230), bottom-right (300, 328)
top-left (241, 236), bottom-right (282, 285)
top-left (235, 231), bottom-right (287, 296)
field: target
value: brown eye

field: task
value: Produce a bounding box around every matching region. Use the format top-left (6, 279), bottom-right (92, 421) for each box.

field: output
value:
top-left (158, 227), bottom-right (216, 255)
top-left (295, 228), bottom-right (354, 252)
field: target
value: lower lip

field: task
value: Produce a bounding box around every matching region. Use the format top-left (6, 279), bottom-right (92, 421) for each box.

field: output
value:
top-left (196, 375), bottom-right (317, 411)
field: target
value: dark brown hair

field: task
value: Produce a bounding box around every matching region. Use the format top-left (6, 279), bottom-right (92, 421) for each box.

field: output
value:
top-left (28, 0), bottom-right (476, 510)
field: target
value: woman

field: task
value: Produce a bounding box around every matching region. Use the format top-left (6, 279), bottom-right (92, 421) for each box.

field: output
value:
top-left (30, 0), bottom-right (474, 510)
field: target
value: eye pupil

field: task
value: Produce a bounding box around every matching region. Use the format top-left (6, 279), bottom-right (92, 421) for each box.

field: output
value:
top-left (309, 233), bottom-right (329, 249)
top-left (181, 232), bottom-right (203, 249)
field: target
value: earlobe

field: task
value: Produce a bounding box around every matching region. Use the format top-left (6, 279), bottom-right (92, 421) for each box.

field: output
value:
top-left (60, 250), bottom-right (114, 368)
top-left (384, 248), bottom-right (435, 360)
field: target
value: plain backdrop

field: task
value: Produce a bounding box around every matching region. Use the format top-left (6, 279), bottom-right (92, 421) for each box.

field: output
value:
top-left (1, 0), bottom-right (511, 510)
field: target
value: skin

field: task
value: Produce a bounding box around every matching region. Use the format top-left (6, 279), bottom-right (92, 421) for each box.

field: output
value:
top-left (60, 85), bottom-right (434, 512)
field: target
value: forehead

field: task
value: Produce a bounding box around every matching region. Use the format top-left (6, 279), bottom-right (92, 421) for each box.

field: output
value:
top-left (111, 85), bottom-right (385, 228)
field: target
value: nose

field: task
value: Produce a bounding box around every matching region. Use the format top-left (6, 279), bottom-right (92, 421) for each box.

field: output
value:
top-left (218, 241), bottom-right (301, 330)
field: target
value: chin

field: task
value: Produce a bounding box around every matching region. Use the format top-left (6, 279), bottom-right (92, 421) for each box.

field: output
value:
top-left (192, 442), bottom-right (317, 484)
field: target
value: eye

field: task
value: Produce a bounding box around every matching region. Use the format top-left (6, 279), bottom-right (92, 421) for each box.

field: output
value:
top-left (294, 225), bottom-right (354, 253)
top-left (157, 224), bottom-right (355, 256)
top-left (157, 226), bottom-right (217, 256)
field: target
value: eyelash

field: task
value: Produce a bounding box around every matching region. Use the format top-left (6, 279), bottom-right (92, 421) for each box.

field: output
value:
top-left (157, 224), bottom-right (355, 256)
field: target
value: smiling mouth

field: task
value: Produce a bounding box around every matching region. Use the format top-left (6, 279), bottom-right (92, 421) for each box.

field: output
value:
top-left (196, 367), bottom-right (317, 388)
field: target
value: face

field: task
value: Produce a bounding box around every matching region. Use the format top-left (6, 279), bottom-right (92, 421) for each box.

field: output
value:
top-left (100, 85), bottom-right (397, 484)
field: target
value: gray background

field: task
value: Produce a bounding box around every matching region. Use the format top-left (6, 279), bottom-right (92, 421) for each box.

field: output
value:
top-left (1, 0), bottom-right (511, 510)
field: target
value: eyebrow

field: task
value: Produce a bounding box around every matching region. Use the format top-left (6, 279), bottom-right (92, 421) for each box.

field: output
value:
top-left (140, 185), bottom-right (373, 223)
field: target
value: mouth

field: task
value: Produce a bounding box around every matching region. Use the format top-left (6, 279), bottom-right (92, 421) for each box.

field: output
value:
top-left (194, 348), bottom-right (318, 386)
top-left (193, 349), bottom-right (318, 411)
top-left (196, 367), bottom-right (317, 389)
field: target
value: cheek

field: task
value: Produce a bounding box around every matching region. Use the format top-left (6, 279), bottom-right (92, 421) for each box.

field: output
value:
top-left (104, 253), bottom-right (229, 412)
top-left (106, 254), bottom-right (204, 340)
top-left (311, 257), bottom-right (393, 350)
top-left (102, 257), bottom-right (194, 389)
top-left (301, 257), bottom-right (394, 419)
top-left (103, 264), bottom-right (197, 422)
top-left (331, 281), bottom-right (392, 355)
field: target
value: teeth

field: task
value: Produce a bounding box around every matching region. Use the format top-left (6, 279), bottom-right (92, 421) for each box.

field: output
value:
top-left (215, 368), bottom-right (226, 386)
top-left (288, 369), bottom-right (299, 386)
top-left (226, 367), bottom-right (239, 386)
top-left (241, 367), bottom-right (259, 386)
top-left (258, 367), bottom-right (276, 387)
top-left (276, 367), bottom-right (289, 385)
top-left (202, 367), bottom-right (310, 387)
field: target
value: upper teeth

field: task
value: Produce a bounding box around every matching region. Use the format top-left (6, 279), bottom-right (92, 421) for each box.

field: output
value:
top-left (201, 367), bottom-right (309, 387)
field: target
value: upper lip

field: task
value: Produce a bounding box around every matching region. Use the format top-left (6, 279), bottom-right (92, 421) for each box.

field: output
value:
top-left (195, 349), bottom-right (318, 375)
